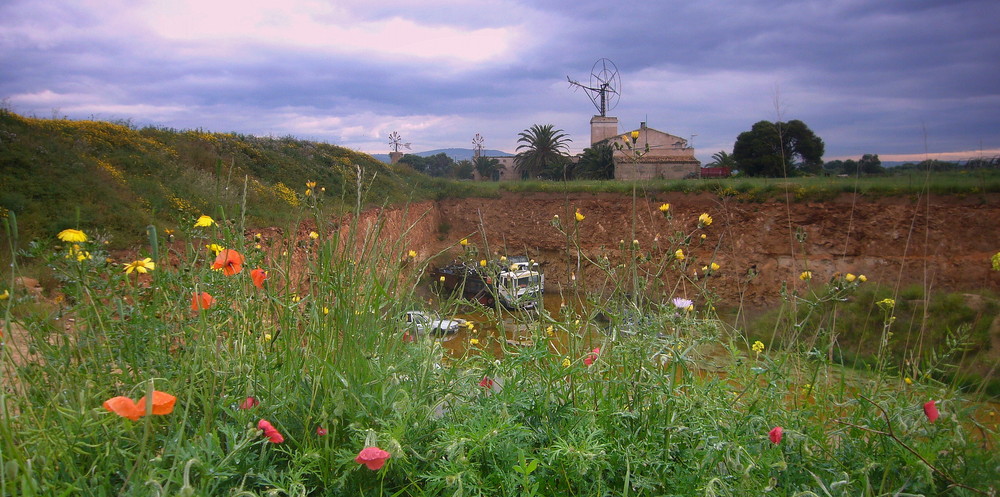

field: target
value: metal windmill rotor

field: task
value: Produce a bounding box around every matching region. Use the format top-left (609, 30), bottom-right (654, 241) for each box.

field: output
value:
top-left (567, 58), bottom-right (622, 117)
top-left (388, 131), bottom-right (411, 153)
top-left (472, 133), bottom-right (485, 159)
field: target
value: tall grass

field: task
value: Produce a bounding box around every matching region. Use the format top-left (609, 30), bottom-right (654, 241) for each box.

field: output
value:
top-left (0, 180), bottom-right (996, 496)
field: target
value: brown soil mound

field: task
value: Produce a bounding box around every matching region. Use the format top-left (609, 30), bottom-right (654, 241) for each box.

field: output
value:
top-left (382, 192), bottom-right (1000, 310)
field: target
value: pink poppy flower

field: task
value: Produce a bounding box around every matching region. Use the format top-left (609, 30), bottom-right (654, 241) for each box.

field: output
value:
top-left (257, 419), bottom-right (284, 443)
top-left (479, 376), bottom-right (494, 389)
top-left (583, 347), bottom-right (601, 366)
top-left (769, 426), bottom-right (783, 444)
top-left (239, 396), bottom-right (259, 410)
top-left (924, 400), bottom-right (939, 423)
top-left (316, 426), bottom-right (328, 436)
top-left (355, 446), bottom-right (391, 470)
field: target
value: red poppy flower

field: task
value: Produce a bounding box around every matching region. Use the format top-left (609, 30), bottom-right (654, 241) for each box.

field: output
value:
top-left (355, 446), bottom-right (391, 470)
top-left (104, 390), bottom-right (176, 420)
top-left (316, 426), bottom-right (328, 436)
top-left (583, 347), bottom-right (601, 366)
top-left (191, 292), bottom-right (215, 311)
top-left (257, 419), bottom-right (284, 443)
top-left (212, 249), bottom-right (245, 276)
top-left (479, 376), bottom-right (494, 389)
top-left (103, 396), bottom-right (144, 421)
top-left (769, 426), bottom-right (783, 444)
top-left (250, 268), bottom-right (268, 289)
top-left (239, 396), bottom-right (259, 410)
top-left (137, 390), bottom-right (177, 415)
top-left (924, 400), bottom-right (939, 423)
top-left (402, 331), bottom-right (414, 343)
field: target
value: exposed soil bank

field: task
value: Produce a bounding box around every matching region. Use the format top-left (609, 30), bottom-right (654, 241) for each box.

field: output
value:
top-left (366, 192), bottom-right (1000, 311)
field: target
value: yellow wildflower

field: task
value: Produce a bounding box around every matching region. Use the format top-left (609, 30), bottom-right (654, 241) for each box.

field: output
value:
top-left (659, 203), bottom-right (670, 213)
top-left (752, 340), bottom-right (764, 354)
top-left (800, 271), bottom-right (812, 281)
top-left (845, 273), bottom-right (856, 282)
top-left (460, 238), bottom-right (469, 246)
top-left (710, 262), bottom-right (720, 271)
top-left (469, 338), bottom-right (480, 346)
top-left (206, 243), bottom-right (225, 255)
top-left (306, 180), bottom-right (316, 189)
top-left (408, 250), bottom-right (417, 258)
top-left (323, 307), bottom-right (329, 315)
top-left (562, 357), bottom-right (571, 368)
top-left (194, 215), bottom-right (215, 227)
top-left (675, 249), bottom-right (685, 260)
top-left (0, 289), bottom-right (9, 300)
top-left (67, 245), bottom-right (91, 262)
top-left (859, 274), bottom-right (867, 282)
top-left (546, 325), bottom-right (554, 336)
top-left (904, 377), bottom-right (913, 385)
top-left (57, 229), bottom-right (88, 243)
top-left (309, 231), bottom-right (319, 239)
top-left (698, 213), bottom-right (713, 227)
top-left (264, 333), bottom-right (273, 342)
top-left (123, 258), bottom-right (155, 274)
top-left (439, 276), bottom-right (446, 282)
top-left (700, 233), bottom-right (706, 240)
top-left (479, 259), bottom-right (487, 267)
top-left (575, 209), bottom-right (585, 222)
top-left (305, 189), bottom-right (312, 196)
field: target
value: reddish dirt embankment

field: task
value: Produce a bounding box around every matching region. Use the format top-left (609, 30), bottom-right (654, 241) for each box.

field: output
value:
top-left (368, 192), bottom-right (1000, 310)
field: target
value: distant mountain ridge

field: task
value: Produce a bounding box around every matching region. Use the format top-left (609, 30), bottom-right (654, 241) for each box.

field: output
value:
top-left (371, 148), bottom-right (512, 164)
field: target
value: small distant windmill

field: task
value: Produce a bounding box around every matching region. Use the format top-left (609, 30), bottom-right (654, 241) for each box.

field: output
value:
top-left (567, 58), bottom-right (622, 117)
top-left (388, 131), bottom-right (411, 153)
top-left (472, 133), bottom-right (485, 159)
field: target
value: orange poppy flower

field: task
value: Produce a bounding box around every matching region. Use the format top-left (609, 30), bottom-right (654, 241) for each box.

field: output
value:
top-left (212, 249), bottom-right (245, 276)
top-left (103, 396), bottom-right (143, 421)
top-left (250, 268), bottom-right (268, 289)
top-left (137, 390), bottom-right (177, 415)
top-left (191, 292), bottom-right (215, 311)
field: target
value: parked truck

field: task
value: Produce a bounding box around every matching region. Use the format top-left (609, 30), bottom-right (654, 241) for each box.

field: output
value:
top-left (432, 256), bottom-right (543, 310)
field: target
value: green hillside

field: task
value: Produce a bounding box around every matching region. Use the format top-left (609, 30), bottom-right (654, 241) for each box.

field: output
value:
top-left (0, 110), bottom-right (454, 246)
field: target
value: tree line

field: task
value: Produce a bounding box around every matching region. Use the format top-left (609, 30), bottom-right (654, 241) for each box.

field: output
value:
top-left (396, 120), bottom-right (997, 180)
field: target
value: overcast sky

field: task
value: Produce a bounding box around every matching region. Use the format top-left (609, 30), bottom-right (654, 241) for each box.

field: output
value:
top-left (2, 0), bottom-right (998, 163)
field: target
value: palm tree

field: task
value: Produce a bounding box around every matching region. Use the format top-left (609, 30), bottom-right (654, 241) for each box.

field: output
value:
top-left (514, 124), bottom-right (571, 179)
top-left (707, 151), bottom-right (736, 168)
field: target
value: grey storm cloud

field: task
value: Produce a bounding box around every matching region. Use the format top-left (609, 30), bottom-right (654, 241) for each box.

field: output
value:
top-left (1, 0), bottom-right (997, 161)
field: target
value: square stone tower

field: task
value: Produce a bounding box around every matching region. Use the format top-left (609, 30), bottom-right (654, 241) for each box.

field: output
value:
top-left (591, 116), bottom-right (619, 146)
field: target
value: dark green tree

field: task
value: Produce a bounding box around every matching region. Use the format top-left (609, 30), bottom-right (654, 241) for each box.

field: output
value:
top-left (424, 153), bottom-right (456, 177)
top-left (514, 124), bottom-right (571, 179)
top-left (473, 156), bottom-right (501, 181)
top-left (397, 154), bottom-right (428, 173)
top-left (732, 120), bottom-right (825, 177)
top-left (574, 143), bottom-right (615, 179)
top-left (453, 159), bottom-right (475, 180)
top-left (859, 153), bottom-right (884, 175)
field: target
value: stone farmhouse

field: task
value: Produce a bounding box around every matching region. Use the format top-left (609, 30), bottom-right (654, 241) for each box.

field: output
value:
top-left (481, 115), bottom-right (699, 181)
top-left (592, 117), bottom-right (701, 180)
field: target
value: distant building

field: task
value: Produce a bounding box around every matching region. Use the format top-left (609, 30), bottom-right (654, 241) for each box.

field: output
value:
top-left (597, 121), bottom-right (701, 180)
top-left (473, 156), bottom-right (518, 181)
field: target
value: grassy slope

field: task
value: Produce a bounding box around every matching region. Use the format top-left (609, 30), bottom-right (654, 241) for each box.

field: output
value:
top-left (3, 110), bottom-right (999, 248)
top-left (0, 110), bottom-right (485, 246)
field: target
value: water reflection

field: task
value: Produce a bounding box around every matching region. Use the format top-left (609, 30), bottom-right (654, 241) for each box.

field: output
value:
top-left (431, 295), bottom-right (604, 358)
